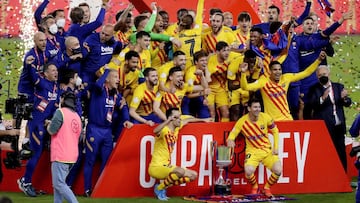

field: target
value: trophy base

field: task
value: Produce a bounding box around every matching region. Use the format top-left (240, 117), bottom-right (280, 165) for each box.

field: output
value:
top-left (214, 184), bottom-right (231, 195)
top-left (216, 160), bottom-right (232, 167)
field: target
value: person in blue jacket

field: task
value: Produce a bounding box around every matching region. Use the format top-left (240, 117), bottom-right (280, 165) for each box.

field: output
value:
top-left (17, 61), bottom-right (59, 197)
top-left (350, 114), bottom-right (360, 203)
top-left (81, 24), bottom-right (123, 85)
top-left (67, 0), bottom-right (108, 45)
top-left (34, 0), bottom-right (67, 51)
top-left (253, 0), bottom-right (312, 35)
top-left (53, 36), bottom-right (83, 79)
top-left (39, 15), bottom-right (62, 59)
top-left (83, 68), bottom-right (133, 197)
top-left (18, 32), bottom-right (50, 103)
top-left (298, 11), bottom-right (353, 119)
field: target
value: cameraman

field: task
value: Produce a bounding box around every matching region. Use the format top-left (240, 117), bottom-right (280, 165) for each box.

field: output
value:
top-left (0, 115), bottom-right (20, 183)
top-left (1, 83), bottom-right (21, 183)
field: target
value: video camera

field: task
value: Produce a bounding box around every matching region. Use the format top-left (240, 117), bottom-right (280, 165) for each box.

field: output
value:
top-left (5, 93), bottom-right (33, 129)
top-left (0, 131), bottom-right (21, 169)
top-left (0, 94), bottom-right (34, 169)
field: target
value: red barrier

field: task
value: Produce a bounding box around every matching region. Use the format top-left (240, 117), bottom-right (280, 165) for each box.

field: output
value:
top-left (0, 143), bottom-right (100, 195)
top-left (92, 120), bottom-right (351, 197)
top-left (347, 145), bottom-right (357, 179)
top-left (0, 120), bottom-right (352, 196)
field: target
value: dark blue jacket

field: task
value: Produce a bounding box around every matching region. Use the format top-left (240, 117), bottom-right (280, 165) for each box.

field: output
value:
top-left (67, 8), bottom-right (105, 45)
top-left (87, 69), bottom-right (129, 127)
top-left (81, 32), bottom-right (122, 83)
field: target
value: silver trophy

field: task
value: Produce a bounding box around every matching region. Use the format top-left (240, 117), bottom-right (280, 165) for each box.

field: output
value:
top-left (211, 142), bottom-right (233, 195)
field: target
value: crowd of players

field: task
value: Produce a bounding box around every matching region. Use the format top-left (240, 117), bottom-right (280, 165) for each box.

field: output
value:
top-left (13, 0), bottom-right (354, 199)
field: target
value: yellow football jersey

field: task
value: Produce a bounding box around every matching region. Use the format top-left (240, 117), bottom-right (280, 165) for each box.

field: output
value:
top-left (240, 59), bottom-right (320, 121)
top-left (150, 125), bottom-right (180, 166)
top-left (130, 83), bottom-right (159, 116)
top-left (174, 0), bottom-right (204, 68)
top-left (155, 82), bottom-right (193, 113)
top-left (202, 26), bottom-right (237, 54)
top-left (228, 112), bottom-right (279, 151)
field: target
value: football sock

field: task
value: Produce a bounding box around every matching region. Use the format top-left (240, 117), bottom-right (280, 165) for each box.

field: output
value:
top-left (264, 172), bottom-right (280, 189)
top-left (245, 173), bottom-right (258, 189)
top-left (158, 173), bottom-right (179, 190)
top-left (173, 177), bottom-right (191, 185)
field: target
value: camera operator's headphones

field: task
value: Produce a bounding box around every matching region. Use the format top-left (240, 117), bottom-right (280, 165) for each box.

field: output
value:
top-left (60, 91), bottom-right (76, 110)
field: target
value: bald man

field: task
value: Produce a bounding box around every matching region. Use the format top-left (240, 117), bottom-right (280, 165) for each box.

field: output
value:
top-left (81, 24), bottom-right (123, 84)
top-left (16, 32), bottom-right (51, 174)
top-left (223, 11), bottom-right (234, 28)
top-left (83, 68), bottom-right (132, 196)
top-left (18, 32), bottom-right (50, 103)
top-left (52, 36), bottom-right (83, 80)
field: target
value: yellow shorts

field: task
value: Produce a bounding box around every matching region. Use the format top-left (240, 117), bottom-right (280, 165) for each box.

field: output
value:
top-left (148, 164), bottom-right (177, 180)
top-left (207, 90), bottom-right (229, 107)
top-left (230, 89), bottom-right (249, 106)
top-left (244, 148), bottom-right (279, 169)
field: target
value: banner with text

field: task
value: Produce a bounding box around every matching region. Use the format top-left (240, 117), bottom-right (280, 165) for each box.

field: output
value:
top-left (92, 120), bottom-right (351, 198)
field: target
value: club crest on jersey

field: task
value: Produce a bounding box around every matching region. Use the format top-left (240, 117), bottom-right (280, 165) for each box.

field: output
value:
top-left (105, 98), bottom-right (115, 106)
top-left (260, 125), bottom-right (265, 130)
top-left (49, 49), bottom-right (59, 57)
top-left (48, 92), bottom-right (58, 100)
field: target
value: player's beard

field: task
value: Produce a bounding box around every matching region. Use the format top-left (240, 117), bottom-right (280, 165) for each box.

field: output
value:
top-left (150, 80), bottom-right (158, 87)
top-left (213, 26), bottom-right (221, 34)
top-left (130, 66), bottom-right (137, 72)
top-left (176, 81), bottom-right (184, 89)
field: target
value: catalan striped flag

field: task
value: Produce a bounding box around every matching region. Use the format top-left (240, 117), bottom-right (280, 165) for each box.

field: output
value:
top-left (317, 0), bottom-right (335, 17)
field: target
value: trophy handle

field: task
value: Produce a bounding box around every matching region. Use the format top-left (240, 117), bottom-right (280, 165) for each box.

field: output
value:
top-left (210, 141), bottom-right (217, 159)
top-left (229, 146), bottom-right (234, 160)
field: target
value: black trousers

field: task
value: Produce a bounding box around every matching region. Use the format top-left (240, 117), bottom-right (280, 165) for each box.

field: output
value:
top-left (328, 124), bottom-right (347, 172)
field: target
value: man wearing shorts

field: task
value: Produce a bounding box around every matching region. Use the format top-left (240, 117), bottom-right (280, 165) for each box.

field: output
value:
top-left (148, 107), bottom-right (209, 200)
top-left (227, 98), bottom-right (281, 198)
